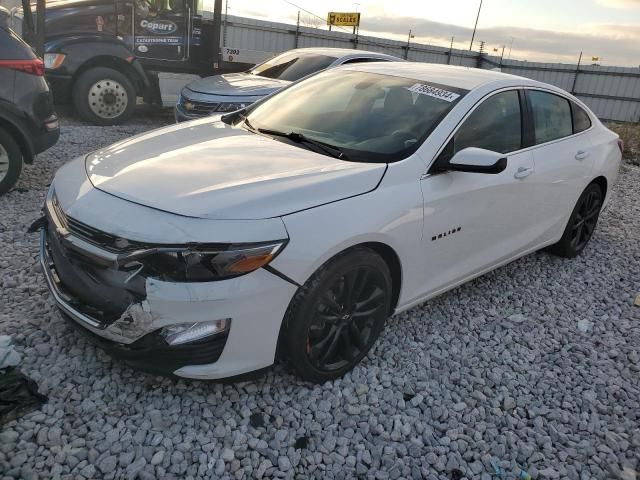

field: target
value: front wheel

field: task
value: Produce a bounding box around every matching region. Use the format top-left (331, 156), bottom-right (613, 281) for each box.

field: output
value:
top-left (283, 248), bottom-right (392, 383)
top-left (73, 67), bottom-right (136, 126)
top-left (548, 182), bottom-right (603, 258)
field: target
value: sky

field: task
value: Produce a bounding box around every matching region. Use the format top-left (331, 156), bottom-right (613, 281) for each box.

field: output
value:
top-left (217, 0), bottom-right (640, 67)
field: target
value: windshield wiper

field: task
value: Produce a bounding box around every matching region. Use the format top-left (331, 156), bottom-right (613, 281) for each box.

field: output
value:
top-left (257, 128), bottom-right (349, 160)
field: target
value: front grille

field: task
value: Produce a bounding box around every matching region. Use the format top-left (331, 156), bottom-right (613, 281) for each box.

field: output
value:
top-left (45, 227), bottom-right (146, 324)
top-left (182, 98), bottom-right (221, 115)
top-left (51, 194), bottom-right (148, 253)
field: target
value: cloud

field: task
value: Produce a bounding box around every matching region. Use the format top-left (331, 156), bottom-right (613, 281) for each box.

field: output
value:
top-left (356, 15), bottom-right (640, 66)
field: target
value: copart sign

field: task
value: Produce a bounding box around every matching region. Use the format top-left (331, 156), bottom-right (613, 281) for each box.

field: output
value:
top-left (140, 19), bottom-right (177, 35)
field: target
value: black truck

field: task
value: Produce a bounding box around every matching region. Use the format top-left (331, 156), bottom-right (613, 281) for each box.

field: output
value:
top-left (16, 0), bottom-right (244, 125)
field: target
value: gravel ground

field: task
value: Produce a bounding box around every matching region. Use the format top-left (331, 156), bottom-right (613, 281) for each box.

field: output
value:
top-left (1, 110), bottom-right (639, 480)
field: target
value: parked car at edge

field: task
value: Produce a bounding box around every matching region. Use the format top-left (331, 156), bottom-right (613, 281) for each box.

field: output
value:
top-left (0, 7), bottom-right (59, 196)
top-left (39, 63), bottom-right (622, 383)
top-left (174, 47), bottom-right (401, 122)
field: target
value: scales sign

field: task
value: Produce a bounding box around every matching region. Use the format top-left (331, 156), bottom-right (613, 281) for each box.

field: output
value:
top-left (327, 12), bottom-right (360, 27)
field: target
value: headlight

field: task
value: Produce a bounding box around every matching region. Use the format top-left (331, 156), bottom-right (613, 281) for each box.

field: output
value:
top-left (44, 53), bottom-right (66, 70)
top-left (139, 241), bottom-right (286, 282)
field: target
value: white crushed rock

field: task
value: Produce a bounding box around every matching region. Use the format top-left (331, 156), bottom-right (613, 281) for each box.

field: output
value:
top-left (1, 110), bottom-right (639, 479)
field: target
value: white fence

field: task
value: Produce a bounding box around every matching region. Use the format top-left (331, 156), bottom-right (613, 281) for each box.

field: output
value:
top-left (223, 15), bottom-right (640, 123)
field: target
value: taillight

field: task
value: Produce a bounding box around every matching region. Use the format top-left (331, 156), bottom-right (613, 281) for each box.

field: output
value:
top-left (0, 59), bottom-right (45, 76)
top-left (617, 139), bottom-right (624, 155)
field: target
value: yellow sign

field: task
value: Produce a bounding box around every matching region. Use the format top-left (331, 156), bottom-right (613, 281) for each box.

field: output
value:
top-left (327, 12), bottom-right (361, 27)
top-left (591, 56), bottom-right (599, 62)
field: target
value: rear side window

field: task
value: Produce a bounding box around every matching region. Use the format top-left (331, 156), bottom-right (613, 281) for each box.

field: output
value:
top-left (250, 53), bottom-right (336, 81)
top-left (453, 90), bottom-right (522, 154)
top-left (572, 103), bottom-right (592, 133)
top-left (341, 57), bottom-right (391, 64)
top-left (529, 90), bottom-right (572, 144)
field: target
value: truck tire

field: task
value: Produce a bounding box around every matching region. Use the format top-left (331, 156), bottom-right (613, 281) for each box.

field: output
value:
top-left (73, 67), bottom-right (136, 126)
top-left (0, 127), bottom-right (23, 196)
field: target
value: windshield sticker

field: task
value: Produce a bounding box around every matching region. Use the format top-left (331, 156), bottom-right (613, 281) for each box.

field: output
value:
top-left (406, 84), bottom-right (460, 102)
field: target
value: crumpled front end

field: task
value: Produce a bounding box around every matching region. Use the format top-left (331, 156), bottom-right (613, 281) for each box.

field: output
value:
top-left (38, 172), bottom-right (297, 379)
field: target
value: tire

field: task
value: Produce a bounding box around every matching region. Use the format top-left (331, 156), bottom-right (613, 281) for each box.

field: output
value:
top-left (73, 67), bottom-right (136, 126)
top-left (0, 127), bottom-right (23, 196)
top-left (548, 182), bottom-right (603, 258)
top-left (283, 247), bottom-right (392, 383)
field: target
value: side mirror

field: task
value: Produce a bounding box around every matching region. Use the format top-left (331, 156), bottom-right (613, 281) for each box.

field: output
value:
top-left (447, 147), bottom-right (507, 174)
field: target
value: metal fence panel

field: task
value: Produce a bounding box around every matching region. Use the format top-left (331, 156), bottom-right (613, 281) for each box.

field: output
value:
top-left (224, 15), bottom-right (640, 122)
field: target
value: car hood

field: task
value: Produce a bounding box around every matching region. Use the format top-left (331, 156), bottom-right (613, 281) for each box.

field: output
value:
top-left (85, 118), bottom-right (386, 220)
top-left (186, 73), bottom-right (290, 97)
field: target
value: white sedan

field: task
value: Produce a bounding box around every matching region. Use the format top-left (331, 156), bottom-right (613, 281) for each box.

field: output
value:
top-left (38, 63), bottom-right (622, 383)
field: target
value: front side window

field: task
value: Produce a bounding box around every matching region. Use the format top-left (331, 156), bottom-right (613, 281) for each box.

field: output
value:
top-left (249, 52), bottom-right (336, 82)
top-left (244, 70), bottom-right (467, 163)
top-left (572, 102), bottom-right (592, 133)
top-left (453, 90), bottom-right (522, 154)
top-left (529, 90), bottom-right (572, 144)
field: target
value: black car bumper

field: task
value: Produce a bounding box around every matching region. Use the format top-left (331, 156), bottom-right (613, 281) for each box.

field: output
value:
top-left (33, 127), bottom-right (60, 155)
top-left (62, 311), bottom-right (228, 376)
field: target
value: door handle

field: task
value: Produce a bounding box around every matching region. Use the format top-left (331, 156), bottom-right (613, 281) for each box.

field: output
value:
top-left (514, 166), bottom-right (534, 179)
top-left (575, 150), bottom-right (590, 160)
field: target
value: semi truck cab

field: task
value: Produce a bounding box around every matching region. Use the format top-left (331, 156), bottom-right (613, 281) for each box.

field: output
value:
top-left (15, 0), bottom-right (243, 125)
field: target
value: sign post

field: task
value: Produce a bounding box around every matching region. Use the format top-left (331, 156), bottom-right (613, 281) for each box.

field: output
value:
top-left (327, 12), bottom-right (360, 49)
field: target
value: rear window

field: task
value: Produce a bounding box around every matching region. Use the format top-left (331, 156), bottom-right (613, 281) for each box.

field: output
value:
top-left (572, 102), bottom-right (592, 133)
top-left (0, 26), bottom-right (36, 60)
top-left (529, 90), bottom-right (573, 144)
top-left (250, 52), bottom-right (336, 82)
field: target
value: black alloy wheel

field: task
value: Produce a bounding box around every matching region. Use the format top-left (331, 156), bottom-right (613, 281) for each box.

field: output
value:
top-left (570, 187), bottom-right (602, 251)
top-left (549, 182), bottom-right (603, 258)
top-left (284, 248), bottom-right (392, 383)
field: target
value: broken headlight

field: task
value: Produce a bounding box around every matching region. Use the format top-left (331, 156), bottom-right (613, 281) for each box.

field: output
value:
top-left (140, 241), bottom-right (286, 282)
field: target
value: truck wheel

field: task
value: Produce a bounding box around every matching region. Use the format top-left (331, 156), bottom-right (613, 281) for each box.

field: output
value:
top-left (0, 127), bottom-right (23, 196)
top-left (73, 67), bottom-right (136, 126)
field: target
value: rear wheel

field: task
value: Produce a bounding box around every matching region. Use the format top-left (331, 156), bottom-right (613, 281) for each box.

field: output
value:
top-left (548, 183), bottom-right (603, 258)
top-left (0, 127), bottom-right (23, 196)
top-left (73, 67), bottom-right (136, 126)
top-left (283, 248), bottom-right (392, 383)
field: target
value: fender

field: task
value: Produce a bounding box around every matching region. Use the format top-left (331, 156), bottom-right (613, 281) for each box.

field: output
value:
top-left (45, 35), bottom-right (149, 89)
top-left (0, 100), bottom-right (35, 163)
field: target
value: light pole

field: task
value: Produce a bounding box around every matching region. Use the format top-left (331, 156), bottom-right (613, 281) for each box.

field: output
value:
top-left (405, 29), bottom-right (415, 60)
top-left (469, 0), bottom-right (482, 51)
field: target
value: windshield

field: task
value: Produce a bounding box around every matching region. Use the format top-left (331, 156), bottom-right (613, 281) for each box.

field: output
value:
top-left (245, 70), bottom-right (467, 163)
top-left (249, 52), bottom-right (336, 81)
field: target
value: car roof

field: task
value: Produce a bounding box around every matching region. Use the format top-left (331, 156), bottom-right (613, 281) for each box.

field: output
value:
top-left (288, 47), bottom-right (401, 61)
top-left (336, 61), bottom-right (538, 91)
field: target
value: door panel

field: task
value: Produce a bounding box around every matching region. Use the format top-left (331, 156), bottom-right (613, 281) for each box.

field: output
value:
top-left (133, 0), bottom-right (189, 61)
top-left (528, 136), bottom-right (595, 239)
top-left (419, 149), bottom-right (536, 295)
top-left (526, 90), bottom-right (596, 240)
top-left (416, 89), bottom-right (541, 297)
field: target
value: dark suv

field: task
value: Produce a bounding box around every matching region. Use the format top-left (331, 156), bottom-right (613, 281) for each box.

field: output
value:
top-left (0, 7), bottom-right (59, 195)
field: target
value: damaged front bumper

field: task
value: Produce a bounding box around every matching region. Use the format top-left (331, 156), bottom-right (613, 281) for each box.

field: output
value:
top-left (37, 189), bottom-right (298, 379)
top-left (39, 229), bottom-right (229, 374)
